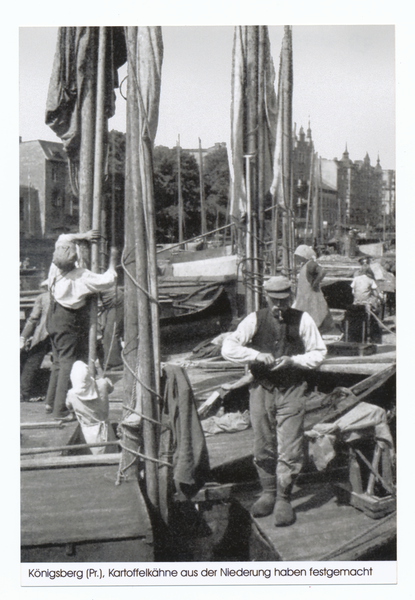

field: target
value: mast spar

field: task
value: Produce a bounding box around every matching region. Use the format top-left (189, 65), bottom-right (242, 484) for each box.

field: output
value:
top-left (270, 25), bottom-right (294, 280)
top-left (198, 138), bottom-right (207, 237)
top-left (122, 26), bottom-right (163, 513)
top-left (177, 135), bottom-right (184, 245)
top-left (89, 26), bottom-right (108, 372)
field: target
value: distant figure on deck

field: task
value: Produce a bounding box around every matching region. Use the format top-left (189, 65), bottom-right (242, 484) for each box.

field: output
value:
top-left (20, 280), bottom-right (51, 402)
top-left (344, 264), bottom-right (383, 344)
top-left (292, 244), bottom-right (335, 333)
top-left (65, 361), bottom-right (117, 454)
top-left (353, 256), bottom-right (374, 278)
top-left (222, 276), bottom-right (326, 527)
top-left (45, 230), bottom-right (118, 421)
top-left (342, 229), bottom-right (357, 257)
top-left (351, 264), bottom-right (381, 311)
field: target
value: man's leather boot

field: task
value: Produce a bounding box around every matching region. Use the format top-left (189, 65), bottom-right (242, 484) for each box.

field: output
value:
top-left (273, 483), bottom-right (296, 527)
top-left (251, 467), bottom-right (276, 518)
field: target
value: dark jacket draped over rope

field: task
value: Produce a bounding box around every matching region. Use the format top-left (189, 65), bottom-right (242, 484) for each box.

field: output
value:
top-left (160, 364), bottom-right (210, 500)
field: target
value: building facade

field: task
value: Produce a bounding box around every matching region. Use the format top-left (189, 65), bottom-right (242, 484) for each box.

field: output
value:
top-left (381, 169), bottom-right (396, 231)
top-left (290, 127), bottom-right (395, 241)
top-left (292, 125), bottom-right (338, 242)
top-left (20, 139), bottom-right (78, 241)
top-left (20, 139), bottom-right (79, 271)
top-left (335, 148), bottom-right (384, 229)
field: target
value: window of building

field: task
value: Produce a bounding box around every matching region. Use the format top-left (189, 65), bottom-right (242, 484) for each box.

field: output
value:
top-left (51, 188), bottom-right (64, 208)
top-left (51, 167), bottom-right (57, 182)
top-left (20, 196), bottom-right (25, 221)
top-left (69, 195), bottom-right (79, 217)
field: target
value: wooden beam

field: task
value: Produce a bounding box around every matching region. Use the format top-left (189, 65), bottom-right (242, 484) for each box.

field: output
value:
top-left (21, 453), bottom-right (121, 471)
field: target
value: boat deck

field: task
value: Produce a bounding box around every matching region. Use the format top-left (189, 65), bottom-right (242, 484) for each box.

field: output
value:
top-left (20, 328), bottom-right (396, 562)
top-left (247, 480), bottom-right (396, 561)
top-left (20, 401), bottom-right (153, 562)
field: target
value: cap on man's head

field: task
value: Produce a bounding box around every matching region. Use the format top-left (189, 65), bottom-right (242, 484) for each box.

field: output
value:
top-left (263, 276), bottom-right (292, 298)
top-left (294, 244), bottom-right (316, 261)
top-left (52, 243), bottom-right (77, 271)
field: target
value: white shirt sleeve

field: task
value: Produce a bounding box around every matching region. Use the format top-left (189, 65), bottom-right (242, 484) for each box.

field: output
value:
top-left (79, 268), bottom-right (117, 294)
top-left (55, 233), bottom-right (74, 246)
top-left (49, 267), bottom-right (117, 309)
top-left (292, 311), bottom-right (327, 369)
top-left (221, 312), bottom-right (260, 364)
top-left (222, 310), bottom-right (327, 369)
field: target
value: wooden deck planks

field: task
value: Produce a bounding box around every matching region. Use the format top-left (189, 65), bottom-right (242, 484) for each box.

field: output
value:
top-left (250, 482), bottom-right (396, 561)
top-left (206, 429), bottom-right (254, 470)
top-left (20, 403), bottom-right (79, 459)
top-left (21, 465), bottom-right (152, 547)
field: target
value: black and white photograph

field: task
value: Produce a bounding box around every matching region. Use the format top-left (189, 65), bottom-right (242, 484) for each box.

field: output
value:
top-left (16, 19), bottom-right (401, 588)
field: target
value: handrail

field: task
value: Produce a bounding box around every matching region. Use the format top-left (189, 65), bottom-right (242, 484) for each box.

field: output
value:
top-left (156, 222), bottom-right (234, 254)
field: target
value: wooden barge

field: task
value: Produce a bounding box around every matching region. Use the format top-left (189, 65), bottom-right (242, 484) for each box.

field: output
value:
top-left (21, 340), bottom-right (396, 562)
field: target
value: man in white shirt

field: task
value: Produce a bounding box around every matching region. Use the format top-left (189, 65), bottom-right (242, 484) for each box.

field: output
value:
top-left (45, 230), bottom-right (118, 420)
top-left (222, 276), bottom-right (326, 526)
top-left (351, 266), bottom-right (381, 309)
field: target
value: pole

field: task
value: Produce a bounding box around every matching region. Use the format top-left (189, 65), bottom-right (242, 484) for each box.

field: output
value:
top-left (289, 156), bottom-right (296, 278)
top-left (27, 175), bottom-right (32, 236)
top-left (254, 26), bottom-right (267, 308)
top-left (245, 154), bottom-right (254, 314)
top-left (257, 26), bottom-right (265, 255)
top-left (124, 27), bottom-right (159, 510)
top-left (305, 149), bottom-right (314, 245)
top-left (319, 157), bottom-right (323, 245)
top-left (141, 117), bottom-right (160, 397)
top-left (280, 26), bottom-right (293, 279)
top-left (312, 152), bottom-right (319, 247)
top-left (337, 195), bottom-right (342, 235)
top-left (78, 30), bottom-right (98, 267)
top-left (246, 27), bottom-right (259, 313)
top-left (198, 138), bottom-right (207, 237)
top-left (110, 133), bottom-right (117, 247)
top-left (89, 26), bottom-right (107, 373)
top-left (177, 135), bottom-right (184, 245)
top-left (271, 197), bottom-right (278, 275)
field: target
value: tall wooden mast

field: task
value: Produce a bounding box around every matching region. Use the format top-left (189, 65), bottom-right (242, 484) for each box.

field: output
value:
top-left (198, 138), bottom-right (207, 237)
top-left (122, 26), bottom-right (163, 513)
top-left (177, 135), bottom-right (184, 244)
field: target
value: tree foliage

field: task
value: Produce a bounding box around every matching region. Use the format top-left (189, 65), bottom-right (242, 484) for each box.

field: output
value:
top-left (202, 144), bottom-right (230, 231)
top-left (153, 145), bottom-right (200, 243)
top-left (101, 134), bottom-right (231, 244)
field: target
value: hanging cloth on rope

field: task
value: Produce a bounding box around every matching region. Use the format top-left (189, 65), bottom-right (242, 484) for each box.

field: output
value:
top-left (45, 27), bottom-right (127, 162)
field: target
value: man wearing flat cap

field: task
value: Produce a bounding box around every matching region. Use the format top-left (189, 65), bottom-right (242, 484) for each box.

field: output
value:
top-left (222, 276), bottom-right (327, 526)
top-left (44, 231), bottom-right (119, 421)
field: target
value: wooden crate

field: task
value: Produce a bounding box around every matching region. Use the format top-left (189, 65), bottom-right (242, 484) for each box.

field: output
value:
top-left (335, 483), bottom-right (396, 519)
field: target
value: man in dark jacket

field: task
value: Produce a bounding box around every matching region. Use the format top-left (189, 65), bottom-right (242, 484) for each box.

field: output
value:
top-left (20, 282), bottom-right (51, 402)
top-left (222, 276), bottom-right (326, 526)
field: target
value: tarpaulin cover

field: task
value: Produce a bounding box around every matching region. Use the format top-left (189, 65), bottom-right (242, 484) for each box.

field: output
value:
top-left (307, 401), bottom-right (394, 471)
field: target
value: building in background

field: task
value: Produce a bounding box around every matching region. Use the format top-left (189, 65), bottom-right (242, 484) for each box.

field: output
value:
top-left (381, 169), bottom-right (396, 233)
top-left (336, 148), bottom-right (384, 230)
top-left (291, 128), bottom-right (395, 245)
top-left (19, 139), bottom-right (78, 240)
top-left (20, 138), bottom-right (78, 279)
top-left (19, 133), bottom-right (395, 270)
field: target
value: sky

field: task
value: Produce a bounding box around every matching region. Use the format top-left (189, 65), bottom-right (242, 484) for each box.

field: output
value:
top-left (19, 25), bottom-right (396, 170)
